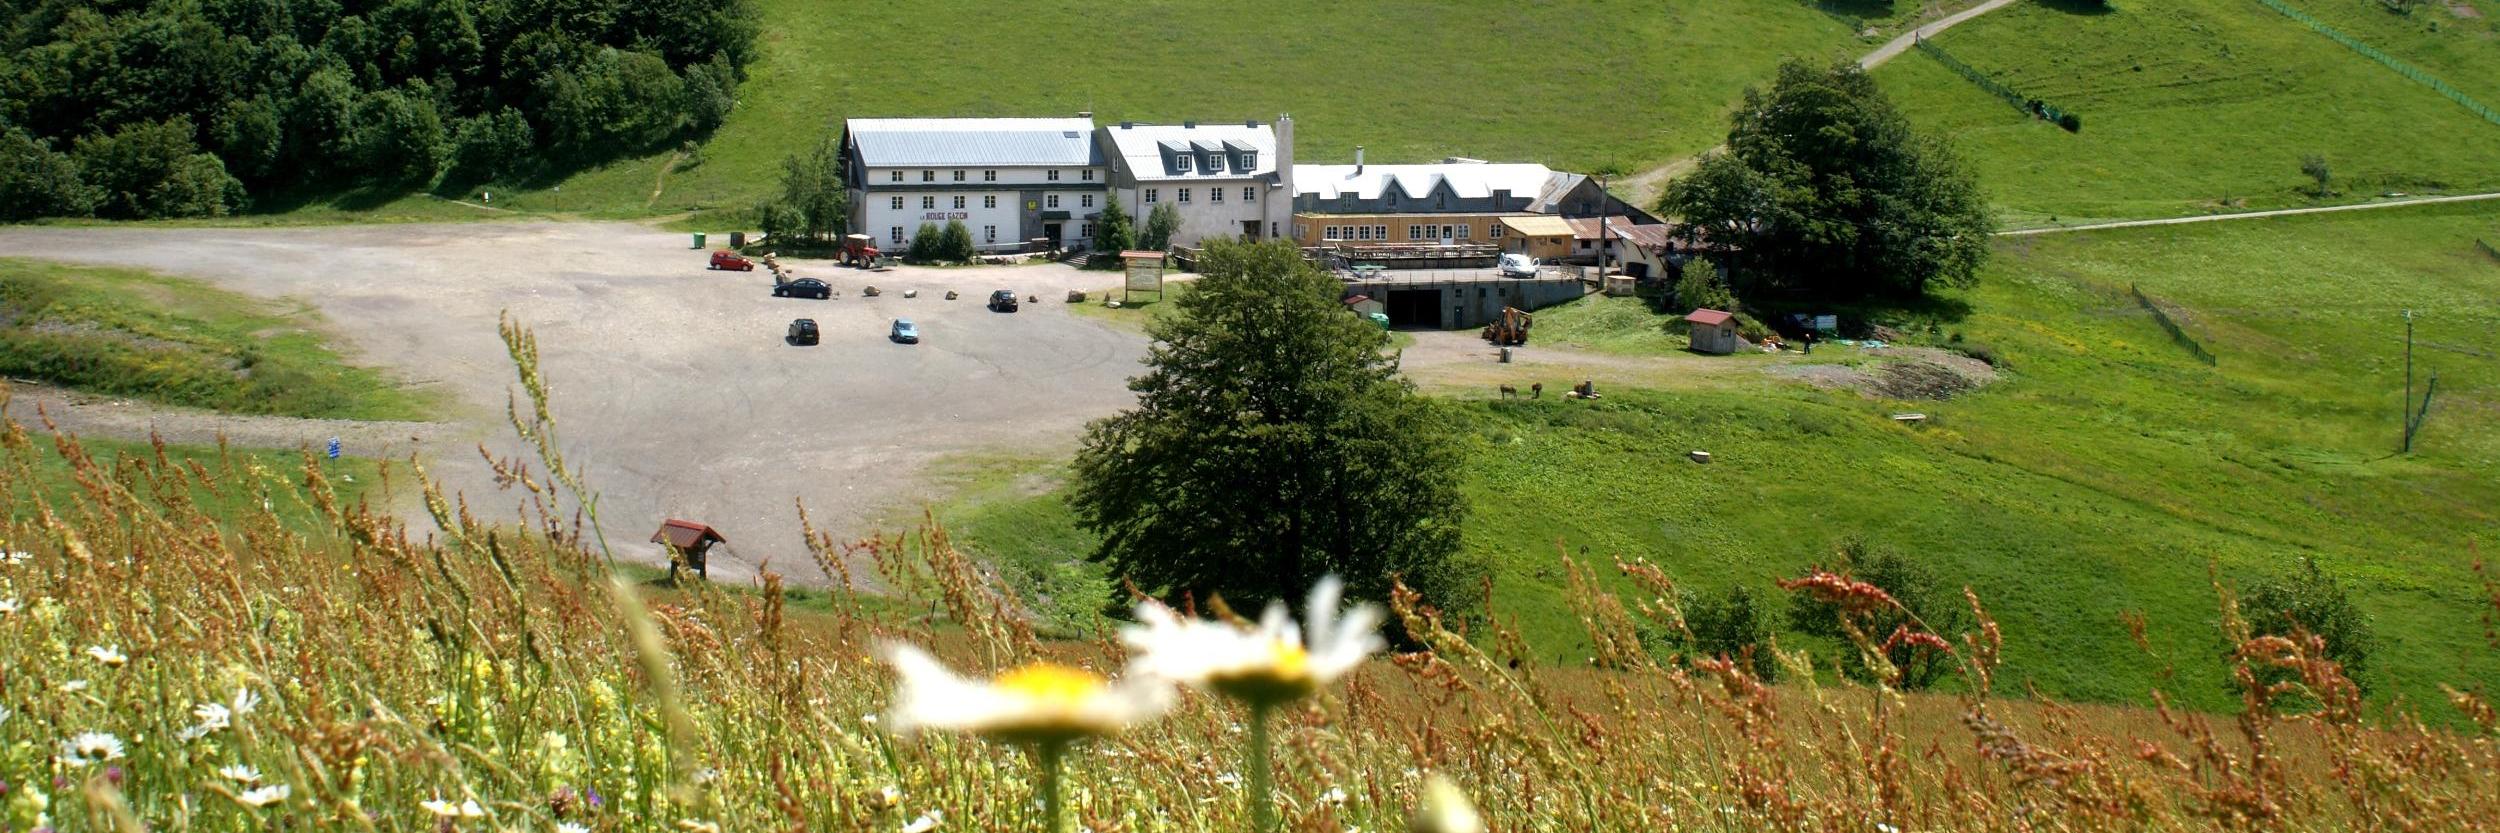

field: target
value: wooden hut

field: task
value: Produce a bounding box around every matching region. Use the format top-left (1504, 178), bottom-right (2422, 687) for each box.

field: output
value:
top-left (1684, 308), bottom-right (1740, 355)
top-left (650, 519), bottom-right (727, 581)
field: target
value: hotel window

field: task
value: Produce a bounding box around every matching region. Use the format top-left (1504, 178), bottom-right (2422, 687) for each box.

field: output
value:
top-left (985, 225), bottom-right (996, 243)
top-left (1081, 222), bottom-right (1094, 237)
top-left (1175, 156), bottom-right (1192, 173)
top-left (1489, 223), bottom-right (1505, 239)
top-left (1048, 169), bottom-right (1062, 181)
top-left (1047, 194), bottom-right (1060, 208)
top-left (983, 169), bottom-right (997, 181)
top-left (1408, 226), bottom-right (1423, 241)
top-left (984, 195), bottom-right (998, 209)
top-left (949, 196), bottom-right (962, 209)
top-left (1435, 195), bottom-right (1447, 210)
top-left (1178, 188), bottom-right (1192, 203)
top-left (1210, 187), bottom-right (1223, 203)
top-left (1243, 187), bottom-right (1256, 202)
top-left (1081, 194), bottom-right (1095, 208)
top-left (889, 170), bottom-right (902, 182)
top-left (953, 170), bottom-right (965, 182)
top-left (922, 170), bottom-right (934, 182)
top-left (1456, 224), bottom-right (1471, 240)
top-left (1385, 192), bottom-right (1397, 208)
top-left (1081, 169), bottom-right (1096, 181)
top-left (1373, 225), bottom-right (1387, 239)
top-left (1295, 223), bottom-right (1308, 239)
top-left (1145, 189), bottom-right (1158, 203)
top-left (1322, 226), bottom-right (1336, 240)
top-left (1238, 153), bottom-right (1255, 169)
top-left (921, 196), bottom-right (935, 209)
top-left (890, 196), bottom-right (903, 210)
top-left (890, 226), bottom-right (904, 244)
top-left (1203, 156), bottom-right (1222, 173)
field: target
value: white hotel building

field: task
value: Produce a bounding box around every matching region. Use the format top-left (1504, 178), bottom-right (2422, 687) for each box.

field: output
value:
top-left (840, 117), bottom-right (1108, 253)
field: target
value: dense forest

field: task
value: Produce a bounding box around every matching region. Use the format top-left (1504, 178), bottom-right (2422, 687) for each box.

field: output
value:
top-left (0, 0), bottom-right (755, 220)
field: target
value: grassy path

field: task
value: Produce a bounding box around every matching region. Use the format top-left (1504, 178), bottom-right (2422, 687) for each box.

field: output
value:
top-left (1998, 190), bottom-right (2500, 236)
top-left (1618, 0), bottom-right (2021, 205)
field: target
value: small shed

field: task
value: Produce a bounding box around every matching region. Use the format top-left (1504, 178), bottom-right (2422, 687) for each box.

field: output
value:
top-left (1685, 308), bottom-right (1740, 355)
top-left (1498, 215), bottom-right (1577, 260)
top-left (1341, 293), bottom-right (1385, 316)
top-left (650, 519), bottom-right (727, 581)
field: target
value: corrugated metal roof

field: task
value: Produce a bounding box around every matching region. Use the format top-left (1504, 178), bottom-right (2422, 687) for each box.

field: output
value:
top-left (1293, 162), bottom-right (1562, 201)
top-left (1499, 215), bottom-right (1576, 237)
top-left (1104, 122), bottom-right (1278, 181)
top-left (847, 118), bottom-right (1102, 167)
top-left (1685, 309), bottom-right (1735, 326)
top-left (1566, 217), bottom-right (1673, 247)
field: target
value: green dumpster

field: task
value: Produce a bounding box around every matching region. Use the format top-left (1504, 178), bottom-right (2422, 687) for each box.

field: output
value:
top-left (692, 232), bottom-right (707, 249)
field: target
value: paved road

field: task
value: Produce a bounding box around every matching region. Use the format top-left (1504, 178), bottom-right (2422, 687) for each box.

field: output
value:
top-left (1619, 0), bottom-right (2022, 205)
top-left (1997, 191), bottom-right (2500, 236)
top-left (0, 223), bottom-right (1147, 583)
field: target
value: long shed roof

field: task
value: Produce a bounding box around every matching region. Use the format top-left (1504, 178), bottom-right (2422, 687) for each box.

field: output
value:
top-left (1292, 162), bottom-right (1565, 202)
top-left (846, 118), bottom-right (1103, 167)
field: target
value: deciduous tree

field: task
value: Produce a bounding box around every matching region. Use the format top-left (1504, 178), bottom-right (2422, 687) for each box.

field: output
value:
top-left (1071, 239), bottom-right (1477, 613)
top-left (1664, 59), bottom-right (1992, 302)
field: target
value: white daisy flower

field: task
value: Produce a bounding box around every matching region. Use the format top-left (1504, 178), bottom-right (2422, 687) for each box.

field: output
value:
top-left (234, 784), bottom-right (290, 808)
top-left (0, 596), bottom-right (20, 616)
top-left (1319, 786), bottom-right (1348, 805)
top-left (1407, 774), bottom-right (1484, 833)
top-left (85, 645), bottom-right (129, 667)
top-left (2, 550), bottom-right (29, 566)
top-left (219, 763), bottom-right (263, 783)
top-left (421, 797), bottom-right (486, 818)
top-left (557, 823), bottom-right (590, 833)
top-left (177, 723), bottom-right (216, 742)
top-left (193, 701), bottom-right (233, 731)
top-left (1122, 575), bottom-right (1384, 705)
top-left (228, 687), bottom-right (263, 716)
top-left (676, 820), bottom-right (721, 833)
top-left (902, 810), bottom-right (944, 833)
top-left (871, 784), bottom-right (903, 809)
top-left (58, 731), bottom-right (126, 766)
top-left (882, 644), bottom-right (1169, 746)
top-left (0, 705), bottom-right (12, 726)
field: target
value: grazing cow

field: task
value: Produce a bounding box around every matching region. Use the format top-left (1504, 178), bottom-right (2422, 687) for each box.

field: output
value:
top-left (1499, 384), bottom-right (1518, 399)
top-left (1531, 382), bottom-right (1544, 399)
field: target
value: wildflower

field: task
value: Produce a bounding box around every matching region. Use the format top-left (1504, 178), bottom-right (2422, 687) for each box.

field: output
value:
top-left (57, 732), bottom-right (126, 767)
top-left (0, 706), bottom-right (12, 727)
top-left (177, 724), bottom-right (216, 743)
top-left (1319, 786), bottom-right (1347, 806)
top-left (902, 810), bottom-right (944, 833)
top-left (557, 824), bottom-right (589, 833)
top-left (60, 679), bottom-right (89, 693)
top-left (234, 784), bottom-right (290, 808)
top-left (218, 764), bottom-right (263, 783)
top-left (0, 596), bottom-right (19, 616)
top-left (194, 702), bottom-right (233, 732)
top-left (1123, 575), bottom-right (1384, 706)
top-left (1406, 774), bottom-right (1483, 833)
top-left (227, 687), bottom-right (263, 717)
top-left (870, 784), bottom-right (903, 810)
top-left (2, 550), bottom-right (27, 566)
top-left (421, 797), bottom-right (487, 819)
top-left (882, 644), bottom-right (1167, 746)
top-left (676, 820), bottom-right (722, 833)
top-left (691, 767), bottom-right (721, 785)
top-left (84, 645), bottom-right (128, 668)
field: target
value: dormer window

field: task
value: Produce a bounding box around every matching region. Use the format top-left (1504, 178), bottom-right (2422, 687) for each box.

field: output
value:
top-left (1175, 155), bottom-right (1192, 173)
top-left (1203, 155), bottom-right (1223, 173)
top-left (1238, 153), bottom-right (1255, 170)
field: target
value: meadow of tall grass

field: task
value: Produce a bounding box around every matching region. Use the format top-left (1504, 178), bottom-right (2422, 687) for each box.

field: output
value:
top-left (1, 328), bottom-right (2496, 832)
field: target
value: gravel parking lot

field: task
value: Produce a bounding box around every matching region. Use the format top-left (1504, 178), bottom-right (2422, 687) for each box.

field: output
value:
top-left (0, 222), bottom-right (1146, 582)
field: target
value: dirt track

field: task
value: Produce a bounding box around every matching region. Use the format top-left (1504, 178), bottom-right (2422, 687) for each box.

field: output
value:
top-left (0, 222), bottom-right (1146, 583)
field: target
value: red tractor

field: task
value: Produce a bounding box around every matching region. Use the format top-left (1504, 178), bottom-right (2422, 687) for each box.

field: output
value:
top-left (840, 233), bottom-right (882, 268)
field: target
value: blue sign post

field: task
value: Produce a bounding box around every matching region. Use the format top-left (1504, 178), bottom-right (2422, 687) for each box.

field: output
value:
top-left (325, 437), bottom-right (342, 460)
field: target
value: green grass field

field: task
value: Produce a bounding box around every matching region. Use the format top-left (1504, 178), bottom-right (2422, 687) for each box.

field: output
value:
top-left (493, 0), bottom-right (1888, 222)
top-left (0, 259), bottom-right (437, 420)
top-left (942, 201), bottom-right (2500, 713)
top-left (1878, 1), bottom-right (2500, 226)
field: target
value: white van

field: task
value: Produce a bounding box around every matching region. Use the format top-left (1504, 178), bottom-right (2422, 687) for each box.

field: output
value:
top-left (1498, 253), bottom-right (1539, 278)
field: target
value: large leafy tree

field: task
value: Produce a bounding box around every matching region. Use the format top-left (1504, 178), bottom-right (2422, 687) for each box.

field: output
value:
top-left (2236, 557), bottom-right (2376, 696)
top-left (1663, 58), bottom-right (1993, 301)
top-left (1071, 239), bottom-right (1476, 612)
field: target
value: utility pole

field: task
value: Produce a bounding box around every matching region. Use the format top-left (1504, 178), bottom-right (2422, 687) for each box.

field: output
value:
top-left (1596, 173), bottom-right (1610, 283)
top-left (2402, 308), bottom-right (2415, 453)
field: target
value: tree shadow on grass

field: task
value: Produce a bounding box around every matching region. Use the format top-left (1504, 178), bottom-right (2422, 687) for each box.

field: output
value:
top-left (2034, 0), bottom-right (2118, 15)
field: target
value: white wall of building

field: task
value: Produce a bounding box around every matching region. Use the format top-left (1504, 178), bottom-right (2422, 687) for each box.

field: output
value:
top-left (853, 164), bottom-right (1108, 251)
top-left (1118, 179), bottom-right (1274, 247)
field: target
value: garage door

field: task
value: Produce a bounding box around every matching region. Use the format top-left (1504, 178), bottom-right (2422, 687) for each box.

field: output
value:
top-left (1385, 289), bottom-right (1441, 328)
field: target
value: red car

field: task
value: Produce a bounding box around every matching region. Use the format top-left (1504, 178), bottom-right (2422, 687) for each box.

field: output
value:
top-left (708, 250), bottom-right (754, 271)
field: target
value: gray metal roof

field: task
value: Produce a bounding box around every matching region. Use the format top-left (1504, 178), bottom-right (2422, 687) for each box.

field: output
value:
top-left (1103, 122), bottom-right (1278, 182)
top-left (846, 118), bottom-right (1103, 167)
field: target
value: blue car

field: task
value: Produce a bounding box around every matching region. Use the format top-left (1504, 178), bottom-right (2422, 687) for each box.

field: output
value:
top-left (889, 318), bottom-right (919, 344)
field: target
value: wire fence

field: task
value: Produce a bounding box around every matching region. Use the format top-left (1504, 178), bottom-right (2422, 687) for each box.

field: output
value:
top-left (1914, 37), bottom-right (2083, 131)
top-left (2405, 372), bottom-right (2438, 452)
top-left (2131, 284), bottom-right (2217, 366)
top-left (2254, 0), bottom-right (2500, 128)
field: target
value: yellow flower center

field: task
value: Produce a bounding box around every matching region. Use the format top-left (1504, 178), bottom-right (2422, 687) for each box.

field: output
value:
top-left (995, 662), bottom-right (1105, 706)
top-left (1267, 640), bottom-right (1310, 681)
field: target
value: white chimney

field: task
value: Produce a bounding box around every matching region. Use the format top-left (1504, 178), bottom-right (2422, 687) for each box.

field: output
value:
top-left (1355, 145), bottom-right (1365, 175)
top-left (1273, 114), bottom-right (1296, 231)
